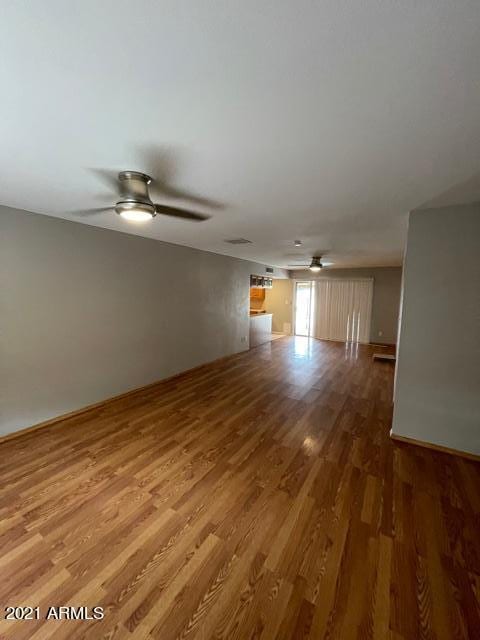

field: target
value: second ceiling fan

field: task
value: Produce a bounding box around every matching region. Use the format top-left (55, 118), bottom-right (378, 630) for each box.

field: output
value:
top-left (288, 256), bottom-right (332, 272)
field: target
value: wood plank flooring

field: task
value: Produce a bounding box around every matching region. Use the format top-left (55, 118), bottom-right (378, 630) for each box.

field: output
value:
top-left (1, 336), bottom-right (479, 639)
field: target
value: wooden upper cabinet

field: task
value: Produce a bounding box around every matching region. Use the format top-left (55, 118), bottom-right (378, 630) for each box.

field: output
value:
top-left (250, 287), bottom-right (265, 300)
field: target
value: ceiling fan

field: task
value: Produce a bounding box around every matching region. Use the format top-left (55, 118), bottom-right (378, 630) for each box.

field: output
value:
top-left (76, 171), bottom-right (211, 223)
top-left (287, 256), bottom-right (333, 272)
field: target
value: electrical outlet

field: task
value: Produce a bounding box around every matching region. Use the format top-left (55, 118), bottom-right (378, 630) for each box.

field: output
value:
top-left (378, 331), bottom-right (383, 337)
top-left (240, 336), bottom-right (247, 343)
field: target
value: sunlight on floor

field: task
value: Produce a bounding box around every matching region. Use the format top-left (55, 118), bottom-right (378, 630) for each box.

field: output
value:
top-left (293, 335), bottom-right (315, 358)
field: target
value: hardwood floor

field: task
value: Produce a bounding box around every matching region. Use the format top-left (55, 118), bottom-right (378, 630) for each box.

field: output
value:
top-left (1, 336), bottom-right (479, 639)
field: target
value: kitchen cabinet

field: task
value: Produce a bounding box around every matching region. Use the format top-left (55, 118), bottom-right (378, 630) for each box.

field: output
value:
top-left (250, 287), bottom-right (265, 300)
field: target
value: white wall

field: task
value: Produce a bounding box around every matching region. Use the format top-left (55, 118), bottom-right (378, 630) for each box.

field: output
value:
top-left (0, 207), bottom-right (287, 436)
top-left (290, 267), bottom-right (402, 344)
top-left (392, 204), bottom-right (480, 456)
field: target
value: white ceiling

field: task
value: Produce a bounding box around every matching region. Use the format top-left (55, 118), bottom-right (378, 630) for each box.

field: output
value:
top-left (1, 1), bottom-right (480, 269)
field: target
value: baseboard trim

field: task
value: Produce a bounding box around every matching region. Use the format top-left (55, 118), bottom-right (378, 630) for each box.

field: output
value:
top-left (390, 432), bottom-right (480, 462)
top-left (369, 342), bottom-right (396, 348)
top-left (0, 349), bottom-right (247, 446)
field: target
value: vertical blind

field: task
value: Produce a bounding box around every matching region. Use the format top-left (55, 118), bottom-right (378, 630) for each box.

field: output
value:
top-left (313, 279), bottom-right (373, 343)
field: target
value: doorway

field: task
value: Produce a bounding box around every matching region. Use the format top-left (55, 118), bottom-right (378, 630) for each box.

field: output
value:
top-left (294, 281), bottom-right (315, 336)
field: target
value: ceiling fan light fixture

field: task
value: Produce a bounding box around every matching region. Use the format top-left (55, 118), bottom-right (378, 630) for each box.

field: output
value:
top-left (309, 257), bottom-right (323, 272)
top-left (120, 209), bottom-right (154, 222)
top-left (115, 201), bottom-right (156, 222)
top-left (79, 168), bottom-right (211, 223)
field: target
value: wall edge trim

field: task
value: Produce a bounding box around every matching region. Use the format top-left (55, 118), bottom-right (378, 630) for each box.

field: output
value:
top-left (390, 431), bottom-right (480, 462)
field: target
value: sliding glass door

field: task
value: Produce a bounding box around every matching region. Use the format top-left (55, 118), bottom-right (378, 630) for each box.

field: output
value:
top-left (294, 279), bottom-right (373, 343)
top-left (294, 281), bottom-right (315, 336)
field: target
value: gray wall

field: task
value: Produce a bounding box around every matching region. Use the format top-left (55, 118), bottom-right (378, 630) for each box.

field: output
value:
top-left (392, 204), bottom-right (480, 456)
top-left (0, 207), bottom-right (287, 436)
top-left (290, 267), bottom-right (402, 344)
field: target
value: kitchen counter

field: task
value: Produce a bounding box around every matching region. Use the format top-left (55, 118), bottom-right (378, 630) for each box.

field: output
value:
top-left (249, 313), bottom-right (273, 347)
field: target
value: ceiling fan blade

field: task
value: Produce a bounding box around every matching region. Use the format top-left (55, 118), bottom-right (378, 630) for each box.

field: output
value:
top-left (154, 204), bottom-right (210, 222)
top-left (152, 181), bottom-right (224, 210)
top-left (287, 264), bottom-right (310, 267)
top-left (137, 145), bottom-right (224, 209)
top-left (89, 168), bottom-right (119, 192)
top-left (69, 207), bottom-right (113, 217)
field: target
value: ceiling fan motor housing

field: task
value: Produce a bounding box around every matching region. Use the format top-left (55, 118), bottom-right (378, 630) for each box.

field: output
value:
top-left (115, 171), bottom-right (156, 217)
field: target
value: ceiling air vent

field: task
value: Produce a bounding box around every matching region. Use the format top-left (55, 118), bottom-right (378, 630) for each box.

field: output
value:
top-left (266, 267), bottom-right (274, 273)
top-left (224, 238), bottom-right (252, 244)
